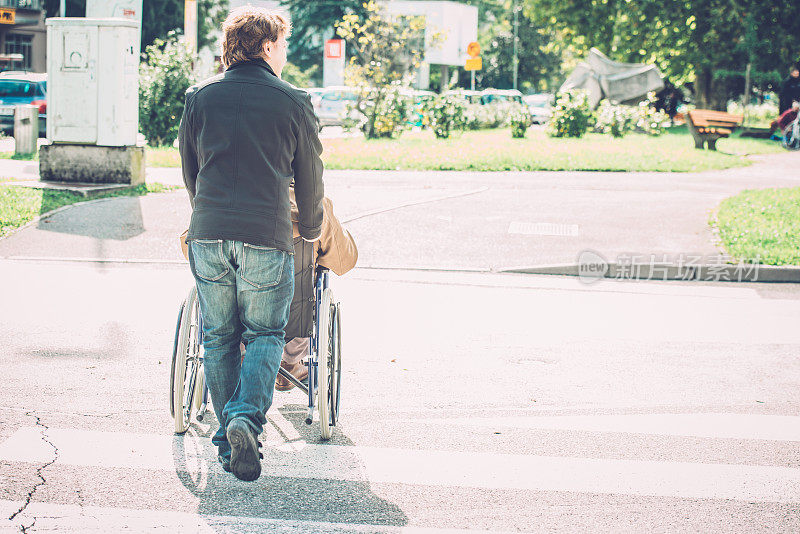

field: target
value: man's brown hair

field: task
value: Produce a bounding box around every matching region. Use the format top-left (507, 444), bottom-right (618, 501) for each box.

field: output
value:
top-left (221, 6), bottom-right (291, 68)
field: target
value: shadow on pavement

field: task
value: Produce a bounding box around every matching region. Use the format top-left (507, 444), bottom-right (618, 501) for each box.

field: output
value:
top-left (35, 194), bottom-right (145, 241)
top-left (17, 321), bottom-right (130, 361)
top-left (171, 404), bottom-right (408, 531)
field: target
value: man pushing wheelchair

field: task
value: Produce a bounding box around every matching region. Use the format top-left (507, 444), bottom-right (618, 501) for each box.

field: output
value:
top-left (178, 5), bottom-right (355, 482)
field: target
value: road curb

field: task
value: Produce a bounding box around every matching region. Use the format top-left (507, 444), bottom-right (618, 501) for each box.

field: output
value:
top-left (500, 263), bottom-right (800, 283)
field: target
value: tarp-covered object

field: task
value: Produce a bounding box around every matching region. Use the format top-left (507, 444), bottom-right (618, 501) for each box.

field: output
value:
top-left (560, 48), bottom-right (664, 108)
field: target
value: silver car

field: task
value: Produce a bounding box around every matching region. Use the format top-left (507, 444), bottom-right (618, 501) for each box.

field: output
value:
top-left (315, 86), bottom-right (359, 128)
top-left (523, 93), bottom-right (554, 124)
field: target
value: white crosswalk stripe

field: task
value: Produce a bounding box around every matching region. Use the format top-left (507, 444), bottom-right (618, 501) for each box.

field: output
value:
top-left (1, 417), bottom-right (799, 505)
top-left (407, 413), bottom-right (800, 441)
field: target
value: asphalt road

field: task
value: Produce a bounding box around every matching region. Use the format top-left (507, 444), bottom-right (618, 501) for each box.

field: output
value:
top-left (1, 153), bottom-right (799, 532)
top-left (0, 260), bottom-right (798, 532)
top-left (4, 150), bottom-right (800, 271)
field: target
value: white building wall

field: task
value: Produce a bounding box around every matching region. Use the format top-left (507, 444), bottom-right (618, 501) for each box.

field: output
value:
top-left (383, 1), bottom-right (478, 66)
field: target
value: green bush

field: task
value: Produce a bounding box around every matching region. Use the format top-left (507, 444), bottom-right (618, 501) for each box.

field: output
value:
top-left (635, 93), bottom-right (669, 136)
top-left (464, 103), bottom-right (507, 130)
top-left (509, 103), bottom-right (530, 138)
top-left (593, 94), bottom-right (668, 137)
top-left (594, 101), bottom-right (636, 137)
top-left (547, 89), bottom-right (592, 138)
top-left (425, 94), bottom-right (467, 139)
top-left (282, 62), bottom-right (319, 89)
top-left (139, 32), bottom-right (197, 147)
top-left (728, 98), bottom-right (778, 128)
top-left (345, 83), bottom-right (411, 139)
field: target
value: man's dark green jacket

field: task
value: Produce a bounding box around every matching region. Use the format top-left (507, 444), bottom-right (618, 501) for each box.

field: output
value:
top-left (179, 59), bottom-right (324, 253)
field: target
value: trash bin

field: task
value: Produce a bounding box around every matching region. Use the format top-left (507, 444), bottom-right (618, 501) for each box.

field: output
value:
top-left (14, 104), bottom-right (38, 156)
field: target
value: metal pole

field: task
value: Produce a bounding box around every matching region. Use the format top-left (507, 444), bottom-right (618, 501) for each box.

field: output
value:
top-left (743, 62), bottom-right (751, 124)
top-left (60, 0), bottom-right (66, 17)
top-left (513, 0), bottom-right (519, 91)
top-left (471, 70), bottom-right (475, 91)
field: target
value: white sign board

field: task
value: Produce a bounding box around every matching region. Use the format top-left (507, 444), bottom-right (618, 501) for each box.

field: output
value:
top-left (86, 0), bottom-right (143, 54)
top-left (384, 1), bottom-right (478, 66)
top-left (323, 39), bottom-right (346, 87)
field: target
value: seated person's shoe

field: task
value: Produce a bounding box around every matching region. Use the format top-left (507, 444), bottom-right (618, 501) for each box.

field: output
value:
top-left (226, 418), bottom-right (262, 482)
top-left (275, 360), bottom-right (308, 392)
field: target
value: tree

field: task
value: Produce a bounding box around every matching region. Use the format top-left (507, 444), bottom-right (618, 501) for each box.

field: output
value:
top-left (335, 1), bottom-right (430, 138)
top-left (475, 15), bottom-right (568, 92)
top-left (522, 0), bottom-right (800, 109)
top-left (141, 0), bottom-right (182, 55)
top-left (456, 0), bottom-right (572, 92)
top-left (280, 0), bottom-right (368, 85)
top-left (44, 0), bottom-right (84, 17)
top-left (198, 0), bottom-right (229, 52)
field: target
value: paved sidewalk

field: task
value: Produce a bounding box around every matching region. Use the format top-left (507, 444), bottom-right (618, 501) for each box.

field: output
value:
top-left (0, 151), bottom-right (799, 276)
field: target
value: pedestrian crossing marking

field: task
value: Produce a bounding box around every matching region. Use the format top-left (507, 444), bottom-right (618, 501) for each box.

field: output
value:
top-left (408, 413), bottom-right (800, 442)
top-left (508, 222), bottom-right (580, 236)
top-left (1, 426), bottom-right (798, 503)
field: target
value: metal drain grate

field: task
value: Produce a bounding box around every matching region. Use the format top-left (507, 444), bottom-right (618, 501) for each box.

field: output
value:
top-left (508, 222), bottom-right (580, 236)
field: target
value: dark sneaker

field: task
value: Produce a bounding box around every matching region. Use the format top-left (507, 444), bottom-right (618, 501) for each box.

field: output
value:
top-left (226, 419), bottom-right (261, 481)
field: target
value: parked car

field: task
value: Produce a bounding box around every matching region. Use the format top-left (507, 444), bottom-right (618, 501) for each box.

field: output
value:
top-left (0, 72), bottom-right (46, 136)
top-left (444, 89), bottom-right (483, 105)
top-left (304, 87), bottom-right (325, 109)
top-left (523, 93), bottom-right (554, 124)
top-left (481, 88), bottom-right (523, 105)
top-left (315, 86), bottom-right (359, 128)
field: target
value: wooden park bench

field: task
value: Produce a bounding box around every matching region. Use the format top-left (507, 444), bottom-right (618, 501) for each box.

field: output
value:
top-left (686, 109), bottom-right (743, 150)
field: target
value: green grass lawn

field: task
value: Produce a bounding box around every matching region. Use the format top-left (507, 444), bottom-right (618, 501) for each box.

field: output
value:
top-left (712, 187), bottom-right (800, 266)
top-left (2, 126), bottom-right (782, 172)
top-left (322, 128), bottom-right (782, 172)
top-left (140, 127), bottom-right (783, 172)
top-left (0, 182), bottom-right (177, 238)
top-left (146, 145), bottom-right (182, 167)
top-left (0, 151), bottom-right (38, 160)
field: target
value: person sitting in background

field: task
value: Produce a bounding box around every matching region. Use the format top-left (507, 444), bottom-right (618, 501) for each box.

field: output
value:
top-left (777, 101), bottom-right (799, 133)
top-left (778, 64), bottom-right (800, 115)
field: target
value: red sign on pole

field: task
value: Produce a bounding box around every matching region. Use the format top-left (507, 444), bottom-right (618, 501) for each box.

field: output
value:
top-left (325, 39), bottom-right (343, 60)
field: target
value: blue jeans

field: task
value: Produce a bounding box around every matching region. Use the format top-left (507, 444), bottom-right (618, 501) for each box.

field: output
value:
top-left (188, 239), bottom-right (293, 460)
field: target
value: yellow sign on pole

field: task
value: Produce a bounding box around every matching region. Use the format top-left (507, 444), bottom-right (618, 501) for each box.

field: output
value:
top-left (465, 57), bottom-right (482, 71)
top-left (0, 8), bottom-right (15, 25)
top-left (467, 41), bottom-right (480, 58)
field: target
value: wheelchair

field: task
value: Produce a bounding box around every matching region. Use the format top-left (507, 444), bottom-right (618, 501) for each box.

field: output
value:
top-left (782, 116), bottom-right (800, 151)
top-left (169, 238), bottom-right (342, 440)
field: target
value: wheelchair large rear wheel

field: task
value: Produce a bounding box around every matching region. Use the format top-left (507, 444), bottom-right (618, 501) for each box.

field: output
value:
top-left (169, 301), bottom-right (185, 419)
top-left (783, 123), bottom-right (800, 151)
top-left (171, 286), bottom-right (203, 434)
top-left (330, 302), bottom-right (342, 426)
top-left (316, 288), bottom-right (339, 440)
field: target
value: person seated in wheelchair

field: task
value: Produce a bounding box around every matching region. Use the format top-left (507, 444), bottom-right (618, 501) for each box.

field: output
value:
top-left (179, 188), bottom-right (357, 389)
top-left (777, 101), bottom-right (799, 133)
top-left (277, 187), bottom-right (357, 391)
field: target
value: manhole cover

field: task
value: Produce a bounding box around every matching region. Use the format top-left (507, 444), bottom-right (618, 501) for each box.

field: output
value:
top-left (508, 222), bottom-right (579, 236)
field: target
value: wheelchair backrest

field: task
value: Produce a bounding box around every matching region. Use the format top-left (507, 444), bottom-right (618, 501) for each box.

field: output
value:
top-left (284, 237), bottom-right (316, 341)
